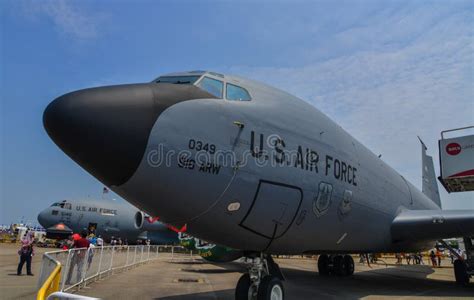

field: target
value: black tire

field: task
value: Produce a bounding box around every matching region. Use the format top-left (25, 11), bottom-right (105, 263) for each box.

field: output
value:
top-left (235, 273), bottom-right (253, 300)
top-left (333, 255), bottom-right (347, 276)
top-left (454, 260), bottom-right (470, 285)
top-left (318, 254), bottom-right (330, 276)
top-left (257, 275), bottom-right (284, 300)
top-left (344, 255), bottom-right (355, 276)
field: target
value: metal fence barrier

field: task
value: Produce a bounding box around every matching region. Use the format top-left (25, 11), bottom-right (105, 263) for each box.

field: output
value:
top-left (37, 245), bottom-right (193, 300)
top-left (37, 252), bottom-right (62, 300)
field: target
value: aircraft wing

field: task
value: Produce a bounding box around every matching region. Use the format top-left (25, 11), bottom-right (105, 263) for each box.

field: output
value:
top-left (391, 209), bottom-right (474, 242)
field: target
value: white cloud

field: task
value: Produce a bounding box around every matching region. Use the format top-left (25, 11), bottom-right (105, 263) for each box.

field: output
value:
top-left (224, 4), bottom-right (474, 209)
top-left (20, 0), bottom-right (104, 40)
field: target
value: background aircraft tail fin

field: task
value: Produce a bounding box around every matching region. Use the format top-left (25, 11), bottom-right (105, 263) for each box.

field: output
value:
top-left (418, 137), bottom-right (442, 208)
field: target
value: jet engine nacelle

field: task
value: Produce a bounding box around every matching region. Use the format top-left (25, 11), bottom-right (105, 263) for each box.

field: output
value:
top-left (134, 211), bottom-right (167, 232)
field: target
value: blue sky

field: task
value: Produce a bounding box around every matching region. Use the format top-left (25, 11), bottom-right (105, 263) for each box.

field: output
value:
top-left (1, 0), bottom-right (473, 225)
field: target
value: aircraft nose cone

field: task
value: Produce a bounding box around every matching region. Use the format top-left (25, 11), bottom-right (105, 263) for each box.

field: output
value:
top-left (37, 209), bottom-right (49, 228)
top-left (44, 83), bottom-right (216, 187)
top-left (43, 84), bottom-right (157, 186)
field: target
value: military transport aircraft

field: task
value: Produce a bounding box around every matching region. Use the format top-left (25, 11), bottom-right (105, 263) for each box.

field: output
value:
top-left (43, 70), bottom-right (474, 299)
top-left (38, 198), bottom-right (178, 244)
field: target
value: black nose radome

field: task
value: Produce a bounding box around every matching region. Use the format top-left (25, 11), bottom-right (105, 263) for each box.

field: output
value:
top-left (44, 83), bottom-right (216, 187)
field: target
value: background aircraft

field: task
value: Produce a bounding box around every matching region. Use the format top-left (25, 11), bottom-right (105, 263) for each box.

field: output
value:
top-left (38, 198), bottom-right (178, 244)
top-left (43, 70), bottom-right (474, 299)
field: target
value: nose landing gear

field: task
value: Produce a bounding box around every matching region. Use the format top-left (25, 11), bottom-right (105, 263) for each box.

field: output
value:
top-left (318, 254), bottom-right (355, 276)
top-left (235, 254), bottom-right (285, 300)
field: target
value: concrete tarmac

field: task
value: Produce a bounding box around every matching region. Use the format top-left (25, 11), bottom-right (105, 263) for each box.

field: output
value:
top-left (0, 243), bottom-right (52, 300)
top-left (1, 243), bottom-right (472, 300)
top-left (78, 256), bottom-right (474, 300)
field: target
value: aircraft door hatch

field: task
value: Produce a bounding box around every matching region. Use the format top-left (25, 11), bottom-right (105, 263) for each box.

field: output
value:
top-left (240, 180), bottom-right (302, 240)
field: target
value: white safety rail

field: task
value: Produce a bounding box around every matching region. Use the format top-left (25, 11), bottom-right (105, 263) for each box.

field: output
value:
top-left (38, 245), bottom-right (193, 295)
top-left (37, 249), bottom-right (69, 290)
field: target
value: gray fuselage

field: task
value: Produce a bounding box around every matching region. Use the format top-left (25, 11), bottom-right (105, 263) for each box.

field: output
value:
top-left (43, 71), bottom-right (440, 255)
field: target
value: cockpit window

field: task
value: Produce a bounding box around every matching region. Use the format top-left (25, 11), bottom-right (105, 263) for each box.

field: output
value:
top-left (155, 76), bottom-right (200, 84)
top-left (226, 83), bottom-right (251, 101)
top-left (197, 77), bottom-right (223, 98)
top-left (51, 202), bottom-right (71, 209)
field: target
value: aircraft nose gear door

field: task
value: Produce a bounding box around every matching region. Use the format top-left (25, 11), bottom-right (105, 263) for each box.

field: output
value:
top-left (239, 180), bottom-right (302, 243)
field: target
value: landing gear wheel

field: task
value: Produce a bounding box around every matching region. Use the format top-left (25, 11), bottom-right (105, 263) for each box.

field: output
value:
top-left (454, 259), bottom-right (470, 285)
top-left (344, 255), bottom-right (355, 276)
top-left (333, 255), bottom-right (347, 276)
top-left (235, 273), bottom-right (256, 300)
top-left (318, 254), bottom-right (330, 276)
top-left (257, 275), bottom-right (284, 300)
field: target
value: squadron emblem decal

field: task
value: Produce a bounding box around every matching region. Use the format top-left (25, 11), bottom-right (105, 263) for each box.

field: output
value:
top-left (313, 182), bottom-right (333, 218)
top-left (338, 190), bottom-right (353, 217)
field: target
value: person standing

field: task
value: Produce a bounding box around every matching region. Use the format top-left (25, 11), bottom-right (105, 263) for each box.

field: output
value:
top-left (96, 235), bottom-right (104, 247)
top-left (430, 250), bottom-right (437, 267)
top-left (87, 242), bottom-right (96, 271)
top-left (417, 253), bottom-right (424, 265)
top-left (61, 235), bottom-right (73, 250)
top-left (414, 253), bottom-right (420, 264)
top-left (65, 230), bottom-right (91, 285)
top-left (395, 253), bottom-right (402, 264)
top-left (17, 231), bottom-right (34, 276)
top-left (87, 233), bottom-right (97, 246)
top-left (436, 249), bottom-right (442, 267)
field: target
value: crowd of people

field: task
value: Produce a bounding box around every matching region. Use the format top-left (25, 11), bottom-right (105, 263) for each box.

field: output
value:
top-left (59, 230), bottom-right (153, 285)
top-left (358, 249), bottom-right (467, 268)
top-left (395, 252), bottom-right (426, 265)
top-left (59, 232), bottom-right (151, 250)
top-left (15, 228), bottom-right (468, 282)
top-left (15, 228), bottom-right (152, 280)
top-left (59, 231), bottom-right (102, 250)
